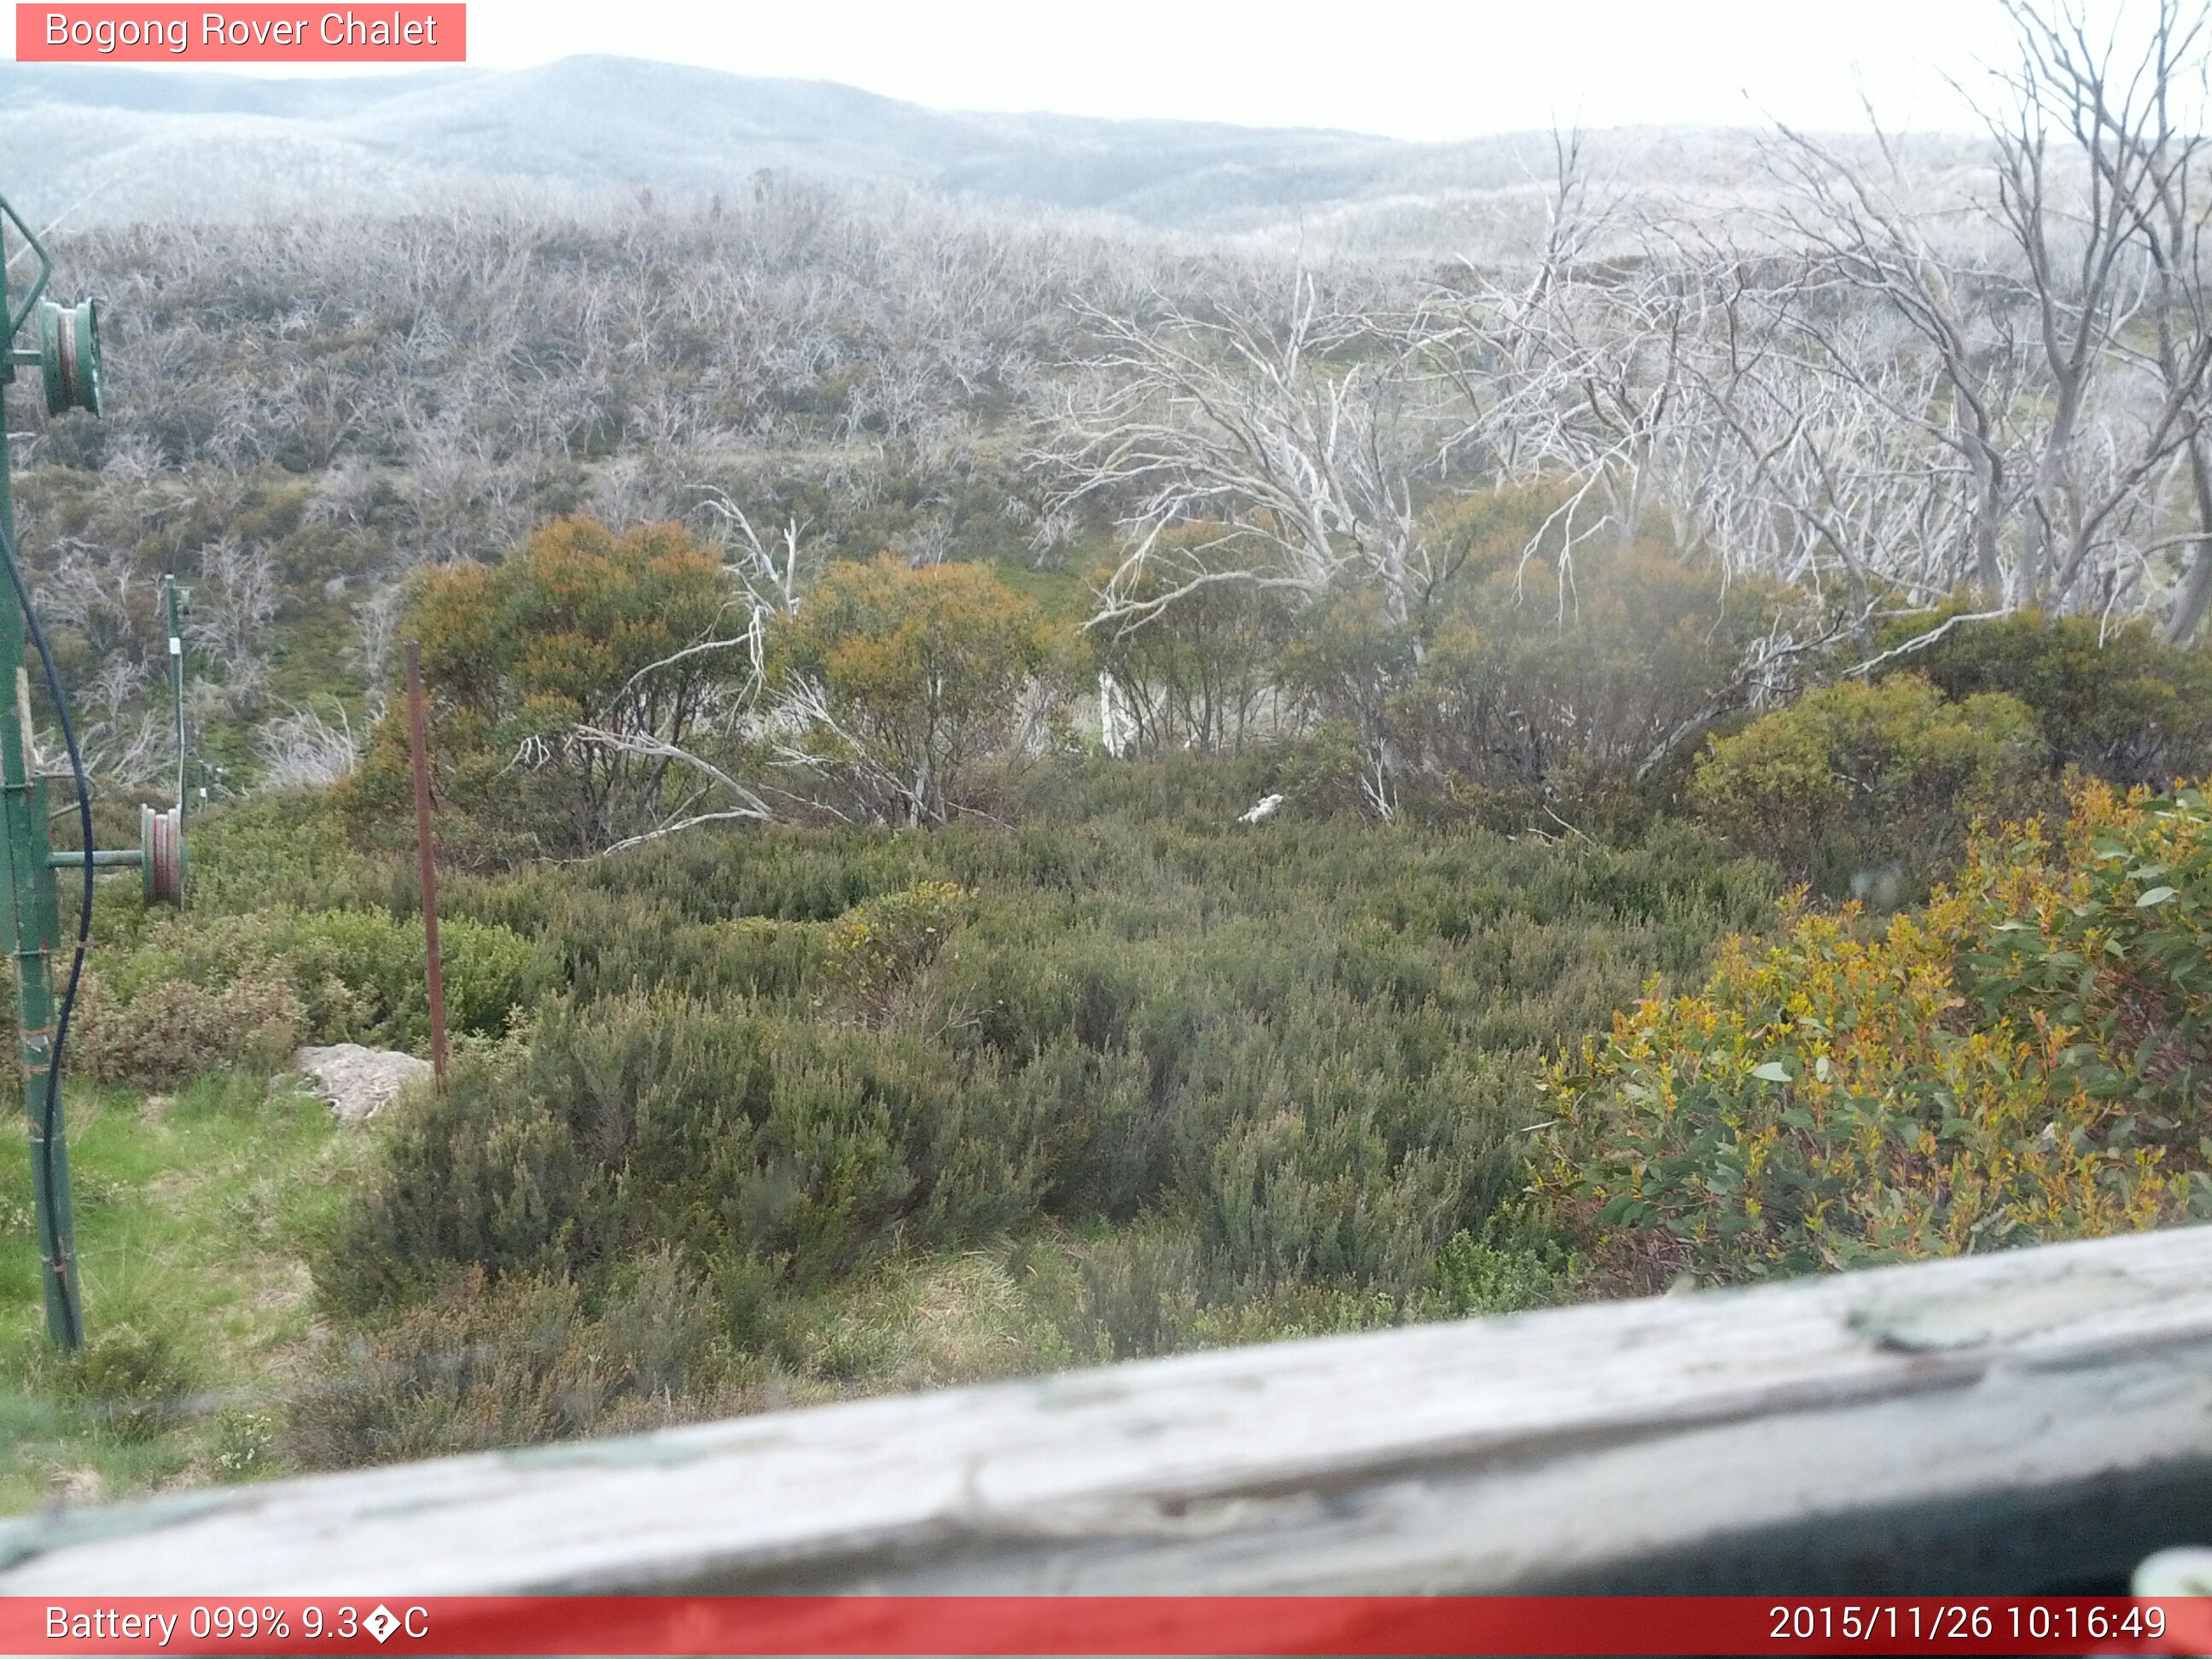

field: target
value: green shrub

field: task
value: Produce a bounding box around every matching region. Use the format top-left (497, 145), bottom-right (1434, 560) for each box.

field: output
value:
top-left (1263, 492), bottom-right (1798, 812)
top-left (75, 971), bottom-right (304, 1087)
top-left (72, 1324), bottom-right (195, 1443)
top-left (288, 1253), bottom-right (731, 1468)
top-left (1089, 525), bottom-right (1298, 754)
top-left (1427, 1221), bottom-right (1569, 1318)
top-left (315, 994), bottom-right (1060, 1315)
top-left (1691, 675), bottom-right (2047, 899)
top-left (1890, 610), bottom-right (2212, 789)
top-left (771, 555), bottom-right (1065, 824)
top-left (1407, 542), bottom-right (1794, 790)
top-left (344, 516), bottom-right (749, 861)
top-left (175, 791), bottom-right (398, 917)
top-left (91, 907), bottom-right (544, 1064)
top-left (1036, 1220), bottom-right (1434, 1364)
top-left (818, 880), bottom-right (971, 1021)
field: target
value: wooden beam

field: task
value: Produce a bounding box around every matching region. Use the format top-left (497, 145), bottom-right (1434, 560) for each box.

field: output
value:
top-left (6, 1226), bottom-right (2212, 1595)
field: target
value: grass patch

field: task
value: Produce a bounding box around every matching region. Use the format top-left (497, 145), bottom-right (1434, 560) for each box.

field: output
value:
top-left (0, 1072), bottom-right (354, 1512)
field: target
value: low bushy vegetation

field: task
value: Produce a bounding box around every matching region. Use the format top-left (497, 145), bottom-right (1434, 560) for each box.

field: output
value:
top-left (294, 767), bottom-right (1773, 1461)
top-left (15, 515), bottom-right (2212, 1505)
top-left (1545, 778), bottom-right (2212, 1293)
top-left (76, 905), bottom-right (545, 1086)
top-left (1691, 675), bottom-right (2049, 901)
top-left (266, 591), bottom-right (2212, 1467)
top-left (1894, 612), bottom-right (2212, 789)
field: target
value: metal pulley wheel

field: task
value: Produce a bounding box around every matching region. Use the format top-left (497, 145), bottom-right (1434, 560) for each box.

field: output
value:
top-left (141, 804), bottom-right (183, 905)
top-left (38, 299), bottom-right (102, 418)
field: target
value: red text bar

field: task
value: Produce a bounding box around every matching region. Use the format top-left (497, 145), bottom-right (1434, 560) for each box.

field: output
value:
top-left (15, 6), bottom-right (465, 62)
top-left (3, 1597), bottom-right (2210, 1656)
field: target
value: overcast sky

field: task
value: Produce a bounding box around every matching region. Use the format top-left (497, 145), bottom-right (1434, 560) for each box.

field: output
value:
top-left (468, 0), bottom-right (2000, 138)
top-left (142, 0), bottom-right (2011, 139)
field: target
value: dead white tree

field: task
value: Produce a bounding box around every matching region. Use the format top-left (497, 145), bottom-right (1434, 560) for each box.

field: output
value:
top-left (254, 703), bottom-right (361, 789)
top-left (189, 536), bottom-right (279, 713)
top-left (1753, 0), bottom-right (2212, 630)
top-left (351, 585), bottom-right (405, 722)
top-left (1041, 274), bottom-right (1449, 634)
top-left (1988, 0), bottom-right (2212, 612)
top-left (2007, 0), bottom-right (2212, 642)
top-left (557, 491), bottom-right (829, 853)
top-left (568, 725), bottom-right (788, 856)
top-left (1761, 125), bottom-right (2029, 605)
top-left (1420, 135), bottom-right (1716, 568)
top-left (1680, 262), bottom-right (1992, 613)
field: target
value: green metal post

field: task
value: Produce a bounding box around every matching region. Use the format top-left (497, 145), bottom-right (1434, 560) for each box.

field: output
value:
top-left (165, 578), bottom-right (184, 823)
top-left (0, 224), bottom-right (81, 1348)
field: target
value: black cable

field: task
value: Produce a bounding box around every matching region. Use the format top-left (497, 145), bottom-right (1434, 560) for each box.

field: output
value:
top-left (0, 515), bottom-right (90, 1348)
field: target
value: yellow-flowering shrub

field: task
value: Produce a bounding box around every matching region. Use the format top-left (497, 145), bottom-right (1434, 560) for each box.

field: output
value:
top-left (818, 880), bottom-right (973, 1022)
top-left (1543, 779), bottom-right (2212, 1292)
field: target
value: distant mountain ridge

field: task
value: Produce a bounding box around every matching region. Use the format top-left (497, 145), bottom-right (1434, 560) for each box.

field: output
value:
top-left (0, 56), bottom-right (1986, 249)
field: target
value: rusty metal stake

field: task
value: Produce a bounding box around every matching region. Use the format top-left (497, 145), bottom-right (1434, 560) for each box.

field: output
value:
top-left (405, 641), bottom-right (449, 1086)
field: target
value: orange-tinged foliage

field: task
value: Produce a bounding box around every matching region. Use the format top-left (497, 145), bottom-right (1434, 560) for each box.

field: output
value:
top-left (1544, 777), bottom-right (2212, 1291)
top-left (413, 515), bottom-right (732, 727)
top-left (346, 515), bottom-right (747, 859)
top-left (771, 556), bottom-right (1060, 824)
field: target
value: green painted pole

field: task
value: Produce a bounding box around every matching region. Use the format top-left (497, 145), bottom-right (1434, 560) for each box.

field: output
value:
top-left (0, 218), bottom-right (81, 1349)
top-left (166, 578), bottom-right (185, 821)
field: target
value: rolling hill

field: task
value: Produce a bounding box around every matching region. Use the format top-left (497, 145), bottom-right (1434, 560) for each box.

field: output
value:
top-left (0, 56), bottom-right (1986, 250)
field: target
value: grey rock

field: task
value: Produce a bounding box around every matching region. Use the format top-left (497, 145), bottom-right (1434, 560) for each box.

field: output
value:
top-left (294, 1043), bottom-right (434, 1126)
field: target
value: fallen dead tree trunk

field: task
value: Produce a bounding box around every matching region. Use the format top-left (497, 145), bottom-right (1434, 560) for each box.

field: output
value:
top-left (4, 1226), bottom-right (2210, 1595)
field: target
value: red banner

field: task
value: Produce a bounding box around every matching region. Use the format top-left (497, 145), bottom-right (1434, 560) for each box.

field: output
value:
top-left (3, 1596), bottom-right (2209, 1656)
top-left (15, 6), bottom-right (464, 62)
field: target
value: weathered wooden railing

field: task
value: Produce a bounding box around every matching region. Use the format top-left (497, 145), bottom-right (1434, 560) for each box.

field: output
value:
top-left (5, 1225), bottom-right (2212, 1595)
